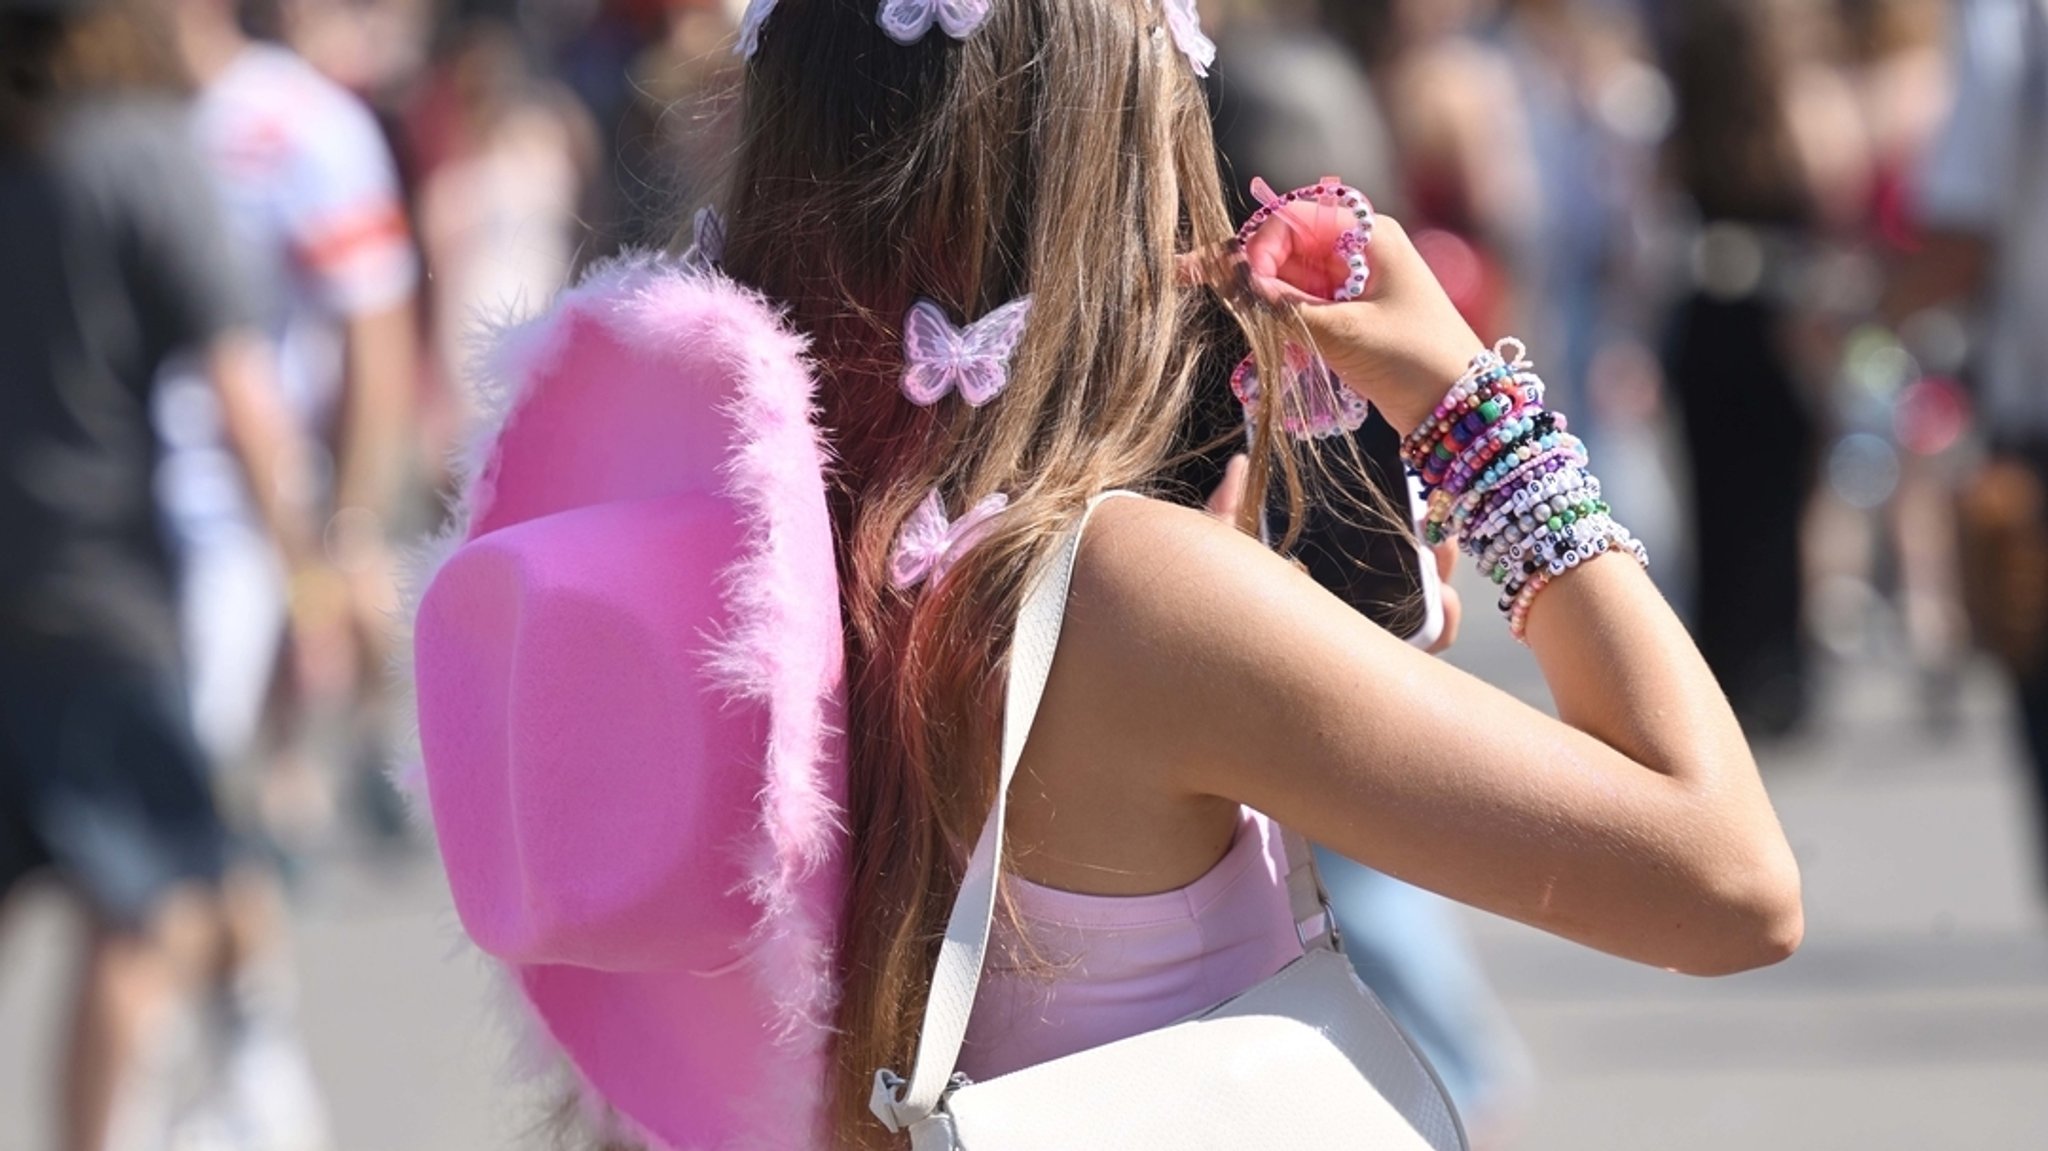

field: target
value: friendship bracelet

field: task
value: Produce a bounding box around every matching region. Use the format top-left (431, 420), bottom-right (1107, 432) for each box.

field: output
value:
top-left (1506, 529), bottom-right (1649, 640)
top-left (1401, 338), bottom-right (1542, 473)
top-left (1407, 371), bottom-right (1518, 482)
top-left (1476, 500), bottom-right (1613, 577)
top-left (1436, 409), bottom-right (1566, 503)
top-left (1238, 178), bottom-right (1377, 302)
top-left (1456, 449), bottom-right (1592, 540)
top-left (1397, 337), bottom-right (1648, 641)
top-left (1468, 469), bottom-right (1602, 555)
top-left (1426, 436), bottom-right (1587, 544)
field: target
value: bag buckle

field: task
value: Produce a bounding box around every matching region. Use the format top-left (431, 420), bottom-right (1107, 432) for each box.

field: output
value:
top-left (869, 1069), bottom-right (910, 1132)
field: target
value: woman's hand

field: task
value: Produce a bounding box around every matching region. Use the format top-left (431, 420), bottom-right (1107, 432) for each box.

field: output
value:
top-left (1239, 210), bottom-right (1485, 436)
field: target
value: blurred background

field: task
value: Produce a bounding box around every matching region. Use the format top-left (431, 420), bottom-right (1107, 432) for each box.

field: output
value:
top-left (2, 0), bottom-right (2045, 1148)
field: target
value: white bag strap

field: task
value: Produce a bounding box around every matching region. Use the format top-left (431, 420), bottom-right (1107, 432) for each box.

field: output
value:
top-left (871, 492), bottom-right (1336, 1136)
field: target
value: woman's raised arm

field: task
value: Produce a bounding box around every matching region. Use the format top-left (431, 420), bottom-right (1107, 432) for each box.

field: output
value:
top-left (1061, 498), bottom-right (1801, 976)
top-left (1054, 211), bottom-right (1800, 975)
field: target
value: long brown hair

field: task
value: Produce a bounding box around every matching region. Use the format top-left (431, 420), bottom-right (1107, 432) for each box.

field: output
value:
top-left (712, 2), bottom-right (1302, 1145)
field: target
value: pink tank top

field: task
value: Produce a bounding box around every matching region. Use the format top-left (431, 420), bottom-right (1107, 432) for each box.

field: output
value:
top-left (956, 807), bottom-right (1305, 1081)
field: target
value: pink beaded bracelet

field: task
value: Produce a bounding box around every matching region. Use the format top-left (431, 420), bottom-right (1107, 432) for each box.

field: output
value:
top-left (1237, 176), bottom-right (1376, 303)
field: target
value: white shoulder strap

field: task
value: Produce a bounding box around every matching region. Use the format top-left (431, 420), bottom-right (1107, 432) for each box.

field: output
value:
top-left (870, 491), bottom-right (1332, 1136)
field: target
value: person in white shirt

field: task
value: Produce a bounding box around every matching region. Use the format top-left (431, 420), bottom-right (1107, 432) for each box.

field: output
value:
top-left (156, 2), bottom-right (423, 1148)
top-left (162, 0), bottom-right (419, 772)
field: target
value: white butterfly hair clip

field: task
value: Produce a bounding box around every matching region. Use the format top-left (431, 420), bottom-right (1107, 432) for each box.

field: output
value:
top-left (737, 0), bottom-right (777, 57)
top-left (878, 0), bottom-right (993, 45)
top-left (1162, 0), bottom-right (1216, 77)
top-left (738, 0), bottom-right (1214, 75)
top-left (900, 296), bottom-right (1033, 408)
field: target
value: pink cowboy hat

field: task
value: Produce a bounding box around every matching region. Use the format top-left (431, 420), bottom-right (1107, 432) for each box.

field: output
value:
top-left (408, 255), bottom-right (848, 1150)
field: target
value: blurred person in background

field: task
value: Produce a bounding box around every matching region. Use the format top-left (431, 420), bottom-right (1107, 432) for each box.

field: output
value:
top-left (1493, 0), bottom-right (1688, 593)
top-left (1817, 0), bottom-right (1966, 723)
top-left (1320, 0), bottom-right (1540, 338)
top-left (160, 0), bottom-right (420, 844)
top-left (412, 18), bottom-right (598, 453)
top-left (610, 0), bottom-right (741, 251)
top-left (150, 0), bottom-right (425, 1143)
top-left (1906, 0), bottom-right (2048, 893)
top-left (0, 0), bottom-right (339, 1147)
top-left (1660, 0), bottom-right (1868, 738)
top-left (537, 0), bottom-right (737, 257)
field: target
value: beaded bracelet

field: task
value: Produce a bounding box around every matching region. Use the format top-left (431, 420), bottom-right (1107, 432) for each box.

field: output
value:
top-left (1436, 409), bottom-right (1566, 503)
top-left (1410, 371), bottom-right (1521, 485)
top-left (1506, 528), bottom-right (1650, 640)
top-left (1427, 436), bottom-right (1587, 544)
top-left (1493, 514), bottom-right (1641, 597)
top-left (1469, 472), bottom-right (1603, 557)
top-left (1477, 500), bottom-right (1613, 577)
top-left (1399, 336), bottom-right (1648, 641)
top-left (1238, 177), bottom-right (1377, 302)
top-left (1401, 338), bottom-right (1541, 474)
top-left (1501, 511), bottom-right (1624, 576)
top-left (1459, 455), bottom-right (1595, 543)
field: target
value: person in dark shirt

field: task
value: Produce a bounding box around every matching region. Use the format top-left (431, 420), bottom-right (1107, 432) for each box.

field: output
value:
top-left (0, 1), bottom-right (332, 1146)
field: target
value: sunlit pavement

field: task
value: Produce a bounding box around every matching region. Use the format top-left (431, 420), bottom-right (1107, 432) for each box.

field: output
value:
top-left (1448, 584), bottom-right (2048, 1150)
top-left (4, 578), bottom-right (2045, 1150)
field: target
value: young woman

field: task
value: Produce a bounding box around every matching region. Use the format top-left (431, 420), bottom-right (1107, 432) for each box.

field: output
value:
top-left (411, 2), bottom-right (1801, 1148)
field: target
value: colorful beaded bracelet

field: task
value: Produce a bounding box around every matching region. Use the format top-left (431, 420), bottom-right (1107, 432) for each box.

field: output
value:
top-left (1398, 336), bottom-right (1648, 641)
top-left (1468, 471), bottom-right (1602, 553)
top-left (1478, 501), bottom-right (1614, 576)
top-left (1461, 456), bottom-right (1595, 542)
top-left (1401, 338), bottom-right (1541, 471)
top-left (1428, 437), bottom-right (1586, 544)
top-left (1435, 409), bottom-right (1565, 502)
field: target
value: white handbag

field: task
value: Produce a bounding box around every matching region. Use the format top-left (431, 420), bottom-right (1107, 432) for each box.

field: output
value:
top-left (869, 495), bottom-right (1469, 1151)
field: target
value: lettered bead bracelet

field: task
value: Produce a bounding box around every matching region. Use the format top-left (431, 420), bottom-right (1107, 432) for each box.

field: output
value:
top-left (1403, 338), bottom-right (1647, 641)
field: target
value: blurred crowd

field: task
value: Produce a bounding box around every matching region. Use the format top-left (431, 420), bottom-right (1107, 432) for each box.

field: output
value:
top-left (2, 0), bottom-right (2044, 1149)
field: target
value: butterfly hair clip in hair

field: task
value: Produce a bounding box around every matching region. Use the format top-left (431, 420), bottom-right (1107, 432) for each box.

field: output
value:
top-left (899, 296), bottom-right (1033, 408)
top-left (891, 489), bottom-right (1009, 590)
top-left (878, 0), bottom-right (993, 45)
top-left (738, 0), bottom-right (1216, 73)
top-left (683, 206), bottom-right (726, 268)
top-left (1163, 0), bottom-right (1216, 77)
top-left (736, 0), bottom-right (776, 57)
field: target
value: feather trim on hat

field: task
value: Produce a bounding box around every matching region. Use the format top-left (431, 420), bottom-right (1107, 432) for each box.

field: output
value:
top-left (397, 253), bottom-right (847, 1150)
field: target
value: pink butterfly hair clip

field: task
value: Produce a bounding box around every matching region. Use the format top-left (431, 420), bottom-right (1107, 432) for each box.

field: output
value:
top-left (891, 489), bottom-right (1010, 590)
top-left (878, 0), bottom-right (993, 45)
top-left (900, 296), bottom-right (1033, 408)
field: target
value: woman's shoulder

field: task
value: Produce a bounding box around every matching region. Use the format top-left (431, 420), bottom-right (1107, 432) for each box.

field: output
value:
top-left (1064, 492), bottom-right (1342, 685)
top-left (1073, 493), bottom-right (1273, 613)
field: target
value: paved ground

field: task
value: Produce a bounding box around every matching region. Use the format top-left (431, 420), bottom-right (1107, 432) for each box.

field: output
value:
top-left (5, 598), bottom-right (2046, 1150)
top-left (1444, 615), bottom-right (2048, 1148)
